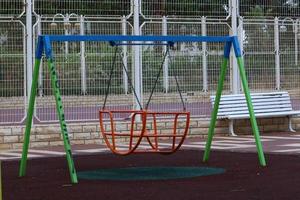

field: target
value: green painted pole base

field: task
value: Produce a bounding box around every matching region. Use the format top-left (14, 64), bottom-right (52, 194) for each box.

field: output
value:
top-left (47, 59), bottom-right (78, 183)
top-left (203, 55), bottom-right (266, 167)
top-left (203, 57), bottom-right (229, 162)
top-left (19, 56), bottom-right (78, 183)
top-left (19, 58), bottom-right (41, 177)
top-left (236, 57), bottom-right (266, 166)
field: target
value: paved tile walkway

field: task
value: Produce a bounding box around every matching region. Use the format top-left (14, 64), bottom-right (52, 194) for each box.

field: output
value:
top-left (1, 133), bottom-right (300, 161)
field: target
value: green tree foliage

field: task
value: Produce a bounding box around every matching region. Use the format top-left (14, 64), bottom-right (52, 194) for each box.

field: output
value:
top-left (240, 0), bottom-right (300, 17)
top-left (1, 1), bottom-right (299, 17)
top-left (142, 0), bottom-right (228, 17)
top-left (33, 0), bottom-right (131, 16)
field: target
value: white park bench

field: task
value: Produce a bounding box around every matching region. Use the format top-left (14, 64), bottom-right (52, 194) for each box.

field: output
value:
top-left (210, 91), bottom-right (300, 136)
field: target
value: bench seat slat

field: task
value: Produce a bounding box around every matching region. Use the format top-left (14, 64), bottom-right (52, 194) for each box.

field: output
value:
top-left (214, 91), bottom-right (288, 96)
top-left (211, 94), bottom-right (289, 101)
top-left (211, 96), bottom-right (290, 103)
top-left (215, 100), bottom-right (292, 109)
top-left (218, 108), bottom-right (294, 117)
top-left (213, 94), bottom-right (290, 99)
top-left (212, 97), bottom-right (291, 105)
top-left (210, 91), bottom-right (288, 100)
top-left (218, 104), bottom-right (292, 112)
top-left (227, 111), bottom-right (300, 119)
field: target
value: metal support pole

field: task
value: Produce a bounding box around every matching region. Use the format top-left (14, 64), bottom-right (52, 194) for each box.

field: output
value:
top-left (37, 15), bottom-right (43, 96)
top-left (201, 16), bottom-right (208, 92)
top-left (26, 0), bottom-right (33, 102)
top-left (203, 38), bottom-right (266, 166)
top-left (45, 37), bottom-right (77, 183)
top-left (46, 58), bottom-right (77, 183)
top-left (80, 15), bottom-right (87, 94)
top-left (162, 16), bottom-right (169, 93)
top-left (19, 58), bottom-right (41, 177)
top-left (122, 15), bottom-right (129, 94)
top-left (203, 42), bottom-right (231, 162)
top-left (20, 37), bottom-right (78, 183)
top-left (238, 17), bottom-right (244, 58)
top-left (20, 30), bottom-right (42, 180)
top-left (295, 20), bottom-right (298, 66)
top-left (23, 25), bottom-right (27, 115)
top-left (296, 31), bottom-right (298, 66)
top-left (274, 17), bottom-right (280, 90)
top-left (64, 14), bottom-right (69, 56)
top-left (230, 0), bottom-right (240, 94)
top-left (133, 0), bottom-right (142, 110)
top-left (235, 55), bottom-right (266, 166)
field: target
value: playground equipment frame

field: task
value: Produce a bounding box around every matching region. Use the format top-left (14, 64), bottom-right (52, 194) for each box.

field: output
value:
top-left (19, 35), bottom-right (266, 184)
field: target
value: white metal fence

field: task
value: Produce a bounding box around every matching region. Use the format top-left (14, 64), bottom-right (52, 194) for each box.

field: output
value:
top-left (0, 19), bottom-right (26, 124)
top-left (1, 0), bottom-right (300, 124)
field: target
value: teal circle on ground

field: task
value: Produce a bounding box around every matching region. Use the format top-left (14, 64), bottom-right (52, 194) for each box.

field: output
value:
top-left (78, 167), bottom-right (225, 181)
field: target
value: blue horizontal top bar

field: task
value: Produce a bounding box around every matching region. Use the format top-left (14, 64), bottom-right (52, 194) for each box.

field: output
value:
top-left (42, 35), bottom-right (234, 43)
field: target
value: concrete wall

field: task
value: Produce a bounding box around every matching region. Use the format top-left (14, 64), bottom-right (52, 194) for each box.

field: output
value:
top-left (0, 117), bottom-right (299, 150)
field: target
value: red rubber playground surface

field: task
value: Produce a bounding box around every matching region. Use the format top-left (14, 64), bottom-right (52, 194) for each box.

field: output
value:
top-left (3, 133), bottom-right (300, 200)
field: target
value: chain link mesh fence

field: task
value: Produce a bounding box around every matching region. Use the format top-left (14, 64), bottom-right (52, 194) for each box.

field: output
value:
top-left (240, 1), bottom-right (300, 18)
top-left (1, 1), bottom-right (300, 123)
top-left (243, 19), bottom-right (276, 91)
top-left (141, 0), bottom-right (229, 18)
top-left (34, 18), bottom-right (134, 122)
top-left (33, 0), bottom-right (131, 16)
top-left (0, 0), bottom-right (25, 17)
top-left (0, 20), bottom-right (26, 124)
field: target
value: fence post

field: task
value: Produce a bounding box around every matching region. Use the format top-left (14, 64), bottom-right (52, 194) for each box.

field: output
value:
top-left (238, 17), bottom-right (244, 58)
top-left (36, 15), bottom-right (43, 97)
top-left (162, 16), bottom-right (169, 93)
top-left (26, 0), bottom-right (33, 103)
top-left (80, 15), bottom-right (87, 94)
top-left (64, 14), bottom-right (69, 56)
top-left (295, 19), bottom-right (299, 66)
top-left (121, 16), bottom-right (129, 95)
top-left (133, 0), bottom-right (142, 109)
top-left (231, 0), bottom-right (240, 94)
top-left (23, 24), bottom-right (27, 115)
top-left (201, 16), bottom-right (208, 92)
top-left (274, 17), bottom-right (280, 90)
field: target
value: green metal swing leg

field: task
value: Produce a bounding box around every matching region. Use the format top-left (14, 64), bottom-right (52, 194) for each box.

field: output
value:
top-left (236, 57), bottom-right (266, 166)
top-left (46, 59), bottom-right (78, 183)
top-left (19, 57), bottom-right (78, 183)
top-left (19, 58), bottom-right (42, 177)
top-left (203, 42), bottom-right (266, 166)
top-left (203, 57), bottom-right (229, 162)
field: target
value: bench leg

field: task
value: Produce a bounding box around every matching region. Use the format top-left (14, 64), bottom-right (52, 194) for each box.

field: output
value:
top-left (288, 116), bottom-right (296, 132)
top-left (229, 120), bottom-right (237, 136)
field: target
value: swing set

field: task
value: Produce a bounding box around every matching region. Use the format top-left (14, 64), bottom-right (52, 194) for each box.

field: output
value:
top-left (19, 35), bottom-right (266, 184)
top-left (99, 42), bottom-right (190, 155)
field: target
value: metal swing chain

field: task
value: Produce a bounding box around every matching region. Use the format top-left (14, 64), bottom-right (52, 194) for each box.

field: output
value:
top-left (167, 48), bottom-right (187, 111)
top-left (145, 45), bottom-right (186, 111)
top-left (103, 43), bottom-right (186, 111)
top-left (116, 48), bottom-right (144, 110)
top-left (145, 45), bottom-right (170, 110)
top-left (102, 47), bottom-right (119, 110)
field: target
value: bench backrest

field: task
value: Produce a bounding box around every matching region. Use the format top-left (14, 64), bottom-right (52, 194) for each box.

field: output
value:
top-left (210, 91), bottom-right (293, 117)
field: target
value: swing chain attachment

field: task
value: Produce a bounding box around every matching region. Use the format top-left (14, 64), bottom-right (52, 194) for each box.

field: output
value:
top-left (99, 41), bottom-right (190, 155)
